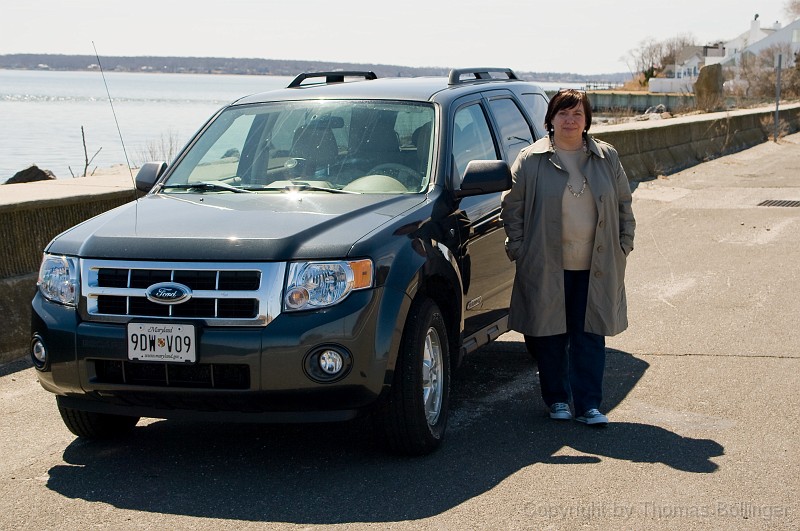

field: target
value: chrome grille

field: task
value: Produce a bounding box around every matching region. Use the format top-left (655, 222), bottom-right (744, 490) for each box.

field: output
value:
top-left (81, 259), bottom-right (286, 326)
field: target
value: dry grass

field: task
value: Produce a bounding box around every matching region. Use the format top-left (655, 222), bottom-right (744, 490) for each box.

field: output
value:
top-left (620, 74), bottom-right (649, 92)
top-left (760, 115), bottom-right (791, 141)
top-left (135, 130), bottom-right (181, 166)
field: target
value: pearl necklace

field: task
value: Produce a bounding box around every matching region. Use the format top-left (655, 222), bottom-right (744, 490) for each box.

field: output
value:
top-left (567, 176), bottom-right (588, 198)
top-left (552, 136), bottom-right (589, 198)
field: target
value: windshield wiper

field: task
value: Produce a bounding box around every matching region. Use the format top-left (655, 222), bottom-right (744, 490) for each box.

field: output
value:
top-left (161, 181), bottom-right (255, 194)
top-left (245, 183), bottom-right (359, 194)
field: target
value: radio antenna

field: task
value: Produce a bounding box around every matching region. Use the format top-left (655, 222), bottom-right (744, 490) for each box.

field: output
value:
top-left (92, 41), bottom-right (136, 188)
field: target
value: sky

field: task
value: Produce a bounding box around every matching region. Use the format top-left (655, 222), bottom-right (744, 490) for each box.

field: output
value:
top-left (1, 0), bottom-right (795, 76)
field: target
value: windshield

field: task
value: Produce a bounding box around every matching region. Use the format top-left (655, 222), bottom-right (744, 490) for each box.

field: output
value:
top-left (163, 100), bottom-right (435, 194)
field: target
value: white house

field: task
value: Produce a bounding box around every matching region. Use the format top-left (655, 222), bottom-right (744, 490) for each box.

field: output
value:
top-left (650, 15), bottom-right (800, 93)
top-left (723, 17), bottom-right (800, 67)
top-left (723, 15), bottom-right (781, 62)
top-left (649, 44), bottom-right (725, 93)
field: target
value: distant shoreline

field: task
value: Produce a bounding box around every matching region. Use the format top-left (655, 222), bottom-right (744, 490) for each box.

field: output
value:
top-left (0, 53), bottom-right (630, 84)
top-left (0, 65), bottom-right (629, 183)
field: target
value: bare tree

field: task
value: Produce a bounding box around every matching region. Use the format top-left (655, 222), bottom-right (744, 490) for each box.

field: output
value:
top-left (626, 33), bottom-right (700, 85)
top-left (751, 43), bottom-right (800, 98)
top-left (135, 129), bottom-right (181, 167)
top-left (626, 38), bottom-right (666, 84)
top-left (661, 32), bottom-right (698, 68)
top-left (69, 126), bottom-right (102, 178)
top-left (725, 43), bottom-right (800, 102)
top-left (786, 0), bottom-right (800, 18)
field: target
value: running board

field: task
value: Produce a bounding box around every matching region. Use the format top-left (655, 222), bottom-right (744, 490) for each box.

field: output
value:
top-left (459, 314), bottom-right (509, 358)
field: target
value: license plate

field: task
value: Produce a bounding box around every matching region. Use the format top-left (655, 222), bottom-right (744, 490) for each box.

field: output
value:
top-left (127, 323), bottom-right (196, 363)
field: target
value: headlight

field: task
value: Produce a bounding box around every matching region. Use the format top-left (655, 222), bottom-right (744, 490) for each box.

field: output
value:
top-left (284, 259), bottom-right (373, 311)
top-left (37, 254), bottom-right (79, 306)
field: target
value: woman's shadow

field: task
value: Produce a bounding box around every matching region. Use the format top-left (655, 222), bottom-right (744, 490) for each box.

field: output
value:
top-left (45, 343), bottom-right (723, 524)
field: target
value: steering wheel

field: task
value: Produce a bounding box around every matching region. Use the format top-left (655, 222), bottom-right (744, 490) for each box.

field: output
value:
top-left (343, 174), bottom-right (408, 193)
top-left (366, 163), bottom-right (422, 191)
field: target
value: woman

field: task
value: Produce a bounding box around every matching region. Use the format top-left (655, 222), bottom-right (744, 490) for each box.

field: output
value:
top-left (501, 89), bottom-right (635, 426)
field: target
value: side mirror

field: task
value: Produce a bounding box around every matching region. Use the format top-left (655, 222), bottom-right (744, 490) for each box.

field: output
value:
top-left (135, 162), bottom-right (167, 193)
top-left (454, 160), bottom-right (511, 198)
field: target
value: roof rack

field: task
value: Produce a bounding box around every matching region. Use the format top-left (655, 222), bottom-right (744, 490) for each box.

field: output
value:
top-left (448, 67), bottom-right (519, 86)
top-left (288, 71), bottom-right (378, 88)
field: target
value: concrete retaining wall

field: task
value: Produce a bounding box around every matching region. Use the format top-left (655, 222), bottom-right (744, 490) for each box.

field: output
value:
top-left (0, 177), bottom-right (138, 363)
top-left (1, 103), bottom-right (799, 364)
top-left (592, 103), bottom-right (800, 181)
top-left (0, 191), bottom-right (135, 278)
top-left (588, 91), bottom-right (696, 113)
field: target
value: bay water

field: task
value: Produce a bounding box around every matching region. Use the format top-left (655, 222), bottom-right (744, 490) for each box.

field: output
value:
top-left (0, 69), bottom-right (292, 183)
top-left (0, 69), bottom-right (578, 183)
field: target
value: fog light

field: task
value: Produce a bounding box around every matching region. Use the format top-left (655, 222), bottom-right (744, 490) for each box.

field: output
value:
top-left (31, 335), bottom-right (47, 370)
top-left (319, 350), bottom-right (343, 375)
top-left (304, 346), bottom-right (352, 383)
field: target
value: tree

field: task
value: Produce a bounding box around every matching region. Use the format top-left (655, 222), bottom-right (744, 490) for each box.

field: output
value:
top-left (725, 43), bottom-right (800, 101)
top-left (69, 126), bottom-right (101, 178)
top-left (625, 33), bottom-right (698, 85)
top-left (752, 44), bottom-right (800, 99)
top-left (626, 38), bottom-right (665, 85)
top-left (661, 33), bottom-right (698, 69)
top-left (786, 0), bottom-right (800, 18)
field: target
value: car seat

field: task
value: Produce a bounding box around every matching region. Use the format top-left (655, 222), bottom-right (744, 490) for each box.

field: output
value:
top-left (289, 119), bottom-right (339, 177)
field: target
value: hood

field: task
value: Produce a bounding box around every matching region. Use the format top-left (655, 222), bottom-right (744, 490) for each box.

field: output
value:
top-left (47, 191), bottom-right (426, 261)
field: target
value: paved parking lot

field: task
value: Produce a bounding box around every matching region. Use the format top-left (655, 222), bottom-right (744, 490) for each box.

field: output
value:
top-left (1, 133), bottom-right (799, 530)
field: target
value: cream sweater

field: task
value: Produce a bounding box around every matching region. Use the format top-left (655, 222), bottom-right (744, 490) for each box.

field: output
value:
top-left (557, 149), bottom-right (598, 270)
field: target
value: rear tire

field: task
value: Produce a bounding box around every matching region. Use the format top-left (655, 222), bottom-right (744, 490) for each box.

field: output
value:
top-left (381, 297), bottom-right (450, 455)
top-left (57, 400), bottom-right (139, 439)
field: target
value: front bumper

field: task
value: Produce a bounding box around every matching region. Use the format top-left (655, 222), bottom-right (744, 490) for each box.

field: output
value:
top-left (32, 284), bottom-right (409, 422)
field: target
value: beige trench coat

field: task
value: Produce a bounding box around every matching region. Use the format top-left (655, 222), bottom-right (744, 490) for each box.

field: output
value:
top-left (501, 135), bottom-right (635, 337)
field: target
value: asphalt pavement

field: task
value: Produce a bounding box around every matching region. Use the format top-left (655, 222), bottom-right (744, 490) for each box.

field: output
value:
top-left (1, 133), bottom-right (799, 530)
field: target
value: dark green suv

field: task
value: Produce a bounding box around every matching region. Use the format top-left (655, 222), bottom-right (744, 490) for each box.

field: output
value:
top-left (31, 68), bottom-right (549, 455)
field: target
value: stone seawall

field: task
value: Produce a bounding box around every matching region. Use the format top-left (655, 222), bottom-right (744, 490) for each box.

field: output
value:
top-left (587, 91), bottom-right (697, 113)
top-left (591, 103), bottom-right (800, 180)
top-left (1, 103), bottom-right (799, 364)
top-left (0, 174), bottom-right (138, 363)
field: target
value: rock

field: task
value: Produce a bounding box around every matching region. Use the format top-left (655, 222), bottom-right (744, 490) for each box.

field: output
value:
top-left (694, 64), bottom-right (725, 112)
top-left (645, 104), bottom-right (667, 114)
top-left (4, 165), bottom-right (56, 184)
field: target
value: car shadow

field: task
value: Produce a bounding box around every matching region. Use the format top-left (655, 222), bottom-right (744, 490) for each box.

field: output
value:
top-left (0, 357), bottom-right (32, 377)
top-left (46, 342), bottom-right (723, 524)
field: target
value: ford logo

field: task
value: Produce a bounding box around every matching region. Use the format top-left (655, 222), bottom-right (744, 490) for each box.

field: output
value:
top-left (145, 282), bottom-right (192, 305)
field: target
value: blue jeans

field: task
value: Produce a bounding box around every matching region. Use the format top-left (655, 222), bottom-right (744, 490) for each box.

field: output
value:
top-left (524, 270), bottom-right (606, 415)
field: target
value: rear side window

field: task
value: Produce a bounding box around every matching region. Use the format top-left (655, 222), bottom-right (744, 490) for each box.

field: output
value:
top-left (487, 98), bottom-right (533, 164)
top-left (452, 103), bottom-right (498, 182)
top-left (519, 92), bottom-right (549, 138)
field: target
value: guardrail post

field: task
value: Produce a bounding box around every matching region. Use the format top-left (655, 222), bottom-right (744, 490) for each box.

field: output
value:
top-left (775, 54), bottom-right (782, 143)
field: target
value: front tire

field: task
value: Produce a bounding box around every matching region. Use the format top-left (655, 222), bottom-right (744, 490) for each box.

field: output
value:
top-left (381, 298), bottom-right (450, 455)
top-left (57, 399), bottom-right (139, 439)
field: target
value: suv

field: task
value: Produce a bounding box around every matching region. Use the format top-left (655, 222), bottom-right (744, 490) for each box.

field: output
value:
top-left (31, 68), bottom-right (549, 455)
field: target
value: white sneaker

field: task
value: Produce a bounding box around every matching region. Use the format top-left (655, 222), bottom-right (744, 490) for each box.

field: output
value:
top-left (549, 402), bottom-right (572, 420)
top-left (576, 409), bottom-right (608, 426)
